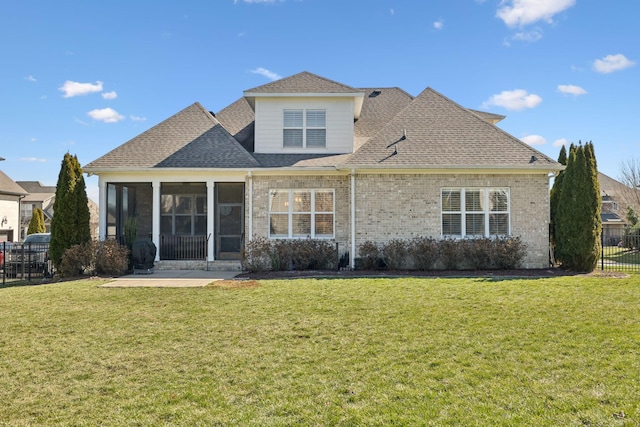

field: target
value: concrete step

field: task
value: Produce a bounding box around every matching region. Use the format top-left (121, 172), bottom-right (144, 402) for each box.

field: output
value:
top-left (154, 260), bottom-right (242, 271)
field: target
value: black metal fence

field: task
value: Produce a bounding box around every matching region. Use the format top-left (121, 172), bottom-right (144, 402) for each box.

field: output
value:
top-left (601, 228), bottom-right (640, 272)
top-left (1, 241), bottom-right (53, 284)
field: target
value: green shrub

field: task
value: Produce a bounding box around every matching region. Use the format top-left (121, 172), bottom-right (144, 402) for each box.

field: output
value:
top-left (95, 240), bottom-right (130, 276)
top-left (381, 239), bottom-right (408, 270)
top-left (408, 237), bottom-right (439, 271)
top-left (357, 241), bottom-right (380, 270)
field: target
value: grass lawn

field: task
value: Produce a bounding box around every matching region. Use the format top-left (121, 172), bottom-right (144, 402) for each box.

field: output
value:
top-left (603, 247), bottom-right (640, 266)
top-left (1, 275), bottom-right (639, 426)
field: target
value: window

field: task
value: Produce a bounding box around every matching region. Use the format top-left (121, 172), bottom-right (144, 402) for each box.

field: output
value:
top-left (283, 109), bottom-right (326, 148)
top-left (269, 189), bottom-right (334, 238)
top-left (441, 188), bottom-right (510, 237)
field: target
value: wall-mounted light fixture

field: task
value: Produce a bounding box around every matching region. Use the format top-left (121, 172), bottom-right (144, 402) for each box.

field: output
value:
top-left (1, 216), bottom-right (7, 226)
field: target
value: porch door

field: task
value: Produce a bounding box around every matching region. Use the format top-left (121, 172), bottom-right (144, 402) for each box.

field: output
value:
top-left (215, 183), bottom-right (244, 260)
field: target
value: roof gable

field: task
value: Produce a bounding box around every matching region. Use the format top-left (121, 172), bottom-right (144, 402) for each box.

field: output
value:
top-left (243, 71), bottom-right (360, 94)
top-left (345, 87), bottom-right (559, 169)
top-left (155, 124), bottom-right (259, 168)
top-left (85, 103), bottom-right (221, 170)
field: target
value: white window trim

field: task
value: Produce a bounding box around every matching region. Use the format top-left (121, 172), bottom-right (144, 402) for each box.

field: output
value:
top-left (282, 109), bottom-right (326, 149)
top-left (441, 188), bottom-right (511, 238)
top-left (269, 189), bottom-right (335, 239)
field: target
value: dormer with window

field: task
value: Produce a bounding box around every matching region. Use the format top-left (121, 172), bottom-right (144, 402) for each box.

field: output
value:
top-left (243, 72), bottom-right (364, 154)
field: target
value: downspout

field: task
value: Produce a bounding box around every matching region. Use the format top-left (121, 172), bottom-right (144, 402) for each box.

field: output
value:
top-left (350, 169), bottom-right (356, 270)
top-left (18, 194), bottom-right (25, 241)
top-left (248, 171), bottom-right (253, 241)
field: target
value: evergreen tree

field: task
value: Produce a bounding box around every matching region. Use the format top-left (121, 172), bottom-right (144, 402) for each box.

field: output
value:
top-left (49, 154), bottom-right (91, 269)
top-left (555, 143), bottom-right (602, 271)
top-left (550, 144), bottom-right (568, 251)
top-left (27, 207), bottom-right (46, 235)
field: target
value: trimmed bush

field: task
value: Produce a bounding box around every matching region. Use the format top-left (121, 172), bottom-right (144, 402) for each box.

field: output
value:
top-left (95, 240), bottom-right (130, 276)
top-left (381, 239), bottom-right (408, 270)
top-left (491, 236), bottom-right (528, 269)
top-left (58, 241), bottom-right (97, 277)
top-left (241, 236), bottom-right (272, 272)
top-left (409, 237), bottom-right (439, 271)
top-left (241, 238), bottom-right (337, 272)
top-left (439, 238), bottom-right (464, 270)
top-left (463, 238), bottom-right (493, 270)
top-left (356, 241), bottom-right (380, 270)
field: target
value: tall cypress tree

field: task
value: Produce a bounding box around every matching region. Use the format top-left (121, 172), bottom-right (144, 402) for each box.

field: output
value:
top-left (50, 154), bottom-right (91, 269)
top-left (27, 208), bottom-right (46, 235)
top-left (555, 143), bottom-right (602, 271)
top-left (550, 144), bottom-right (567, 251)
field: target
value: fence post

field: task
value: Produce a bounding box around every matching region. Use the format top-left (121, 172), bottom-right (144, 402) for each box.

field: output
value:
top-left (601, 230), bottom-right (604, 271)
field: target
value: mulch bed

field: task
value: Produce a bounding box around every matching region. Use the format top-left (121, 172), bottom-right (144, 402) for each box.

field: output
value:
top-left (236, 268), bottom-right (629, 280)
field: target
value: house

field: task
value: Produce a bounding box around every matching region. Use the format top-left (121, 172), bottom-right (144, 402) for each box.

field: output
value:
top-left (16, 181), bottom-right (101, 241)
top-left (85, 71), bottom-right (562, 269)
top-left (16, 181), bottom-right (56, 240)
top-left (599, 172), bottom-right (640, 237)
top-left (0, 170), bottom-right (28, 242)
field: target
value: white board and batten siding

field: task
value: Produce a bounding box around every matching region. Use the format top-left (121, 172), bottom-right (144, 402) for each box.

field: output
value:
top-left (253, 97), bottom-right (355, 154)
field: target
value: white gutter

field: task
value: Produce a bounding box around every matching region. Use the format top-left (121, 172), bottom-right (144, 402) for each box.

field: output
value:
top-left (350, 169), bottom-right (356, 270)
top-left (248, 171), bottom-right (253, 240)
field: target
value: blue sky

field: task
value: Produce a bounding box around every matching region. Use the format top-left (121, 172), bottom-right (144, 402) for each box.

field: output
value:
top-left (1, 0), bottom-right (637, 203)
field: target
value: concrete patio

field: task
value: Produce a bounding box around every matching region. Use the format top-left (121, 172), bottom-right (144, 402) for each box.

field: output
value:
top-left (99, 269), bottom-right (239, 288)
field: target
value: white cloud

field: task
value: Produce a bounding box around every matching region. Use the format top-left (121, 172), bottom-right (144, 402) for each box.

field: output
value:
top-left (250, 67), bottom-right (282, 81)
top-left (87, 108), bottom-right (125, 123)
top-left (25, 75), bottom-right (37, 82)
top-left (102, 91), bottom-right (117, 100)
top-left (59, 80), bottom-right (104, 98)
top-left (497, 0), bottom-right (575, 27)
top-left (593, 54), bottom-right (635, 74)
top-left (130, 115), bottom-right (147, 122)
top-left (20, 157), bottom-right (47, 163)
top-left (557, 84), bottom-right (587, 96)
top-left (553, 138), bottom-right (570, 147)
top-left (521, 135), bottom-right (547, 146)
top-left (482, 89), bottom-right (542, 111)
top-left (433, 19), bottom-right (444, 30)
top-left (390, 8), bottom-right (395, 16)
top-left (511, 28), bottom-right (543, 42)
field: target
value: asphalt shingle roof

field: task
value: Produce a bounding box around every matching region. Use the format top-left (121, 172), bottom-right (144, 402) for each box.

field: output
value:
top-left (86, 72), bottom-right (561, 172)
top-left (156, 124), bottom-right (259, 168)
top-left (0, 170), bottom-right (28, 196)
top-left (344, 87), bottom-right (558, 169)
top-left (85, 103), bottom-right (221, 170)
top-left (244, 71), bottom-right (361, 94)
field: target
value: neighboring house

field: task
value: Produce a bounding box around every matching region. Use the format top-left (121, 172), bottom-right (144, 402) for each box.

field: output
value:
top-left (16, 181), bottom-right (101, 241)
top-left (0, 170), bottom-right (28, 242)
top-left (599, 172), bottom-right (640, 236)
top-left (16, 181), bottom-right (56, 240)
top-left (85, 71), bottom-right (562, 269)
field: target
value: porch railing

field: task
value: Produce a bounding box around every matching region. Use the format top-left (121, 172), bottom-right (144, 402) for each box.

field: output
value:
top-left (160, 234), bottom-right (208, 260)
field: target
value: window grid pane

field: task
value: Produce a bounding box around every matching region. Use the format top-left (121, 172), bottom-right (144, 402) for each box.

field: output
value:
top-left (442, 190), bottom-right (461, 212)
top-left (466, 213), bottom-right (485, 236)
top-left (268, 189), bottom-right (335, 238)
top-left (283, 110), bottom-right (303, 127)
top-left (306, 129), bottom-right (326, 147)
top-left (442, 214), bottom-right (462, 235)
top-left (490, 190), bottom-right (509, 212)
top-left (306, 110), bottom-right (326, 127)
top-left (465, 190), bottom-right (483, 212)
top-left (283, 129), bottom-right (303, 147)
top-left (292, 214), bottom-right (311, 237)
top-left (489, 213), bottom-right (509, 235)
